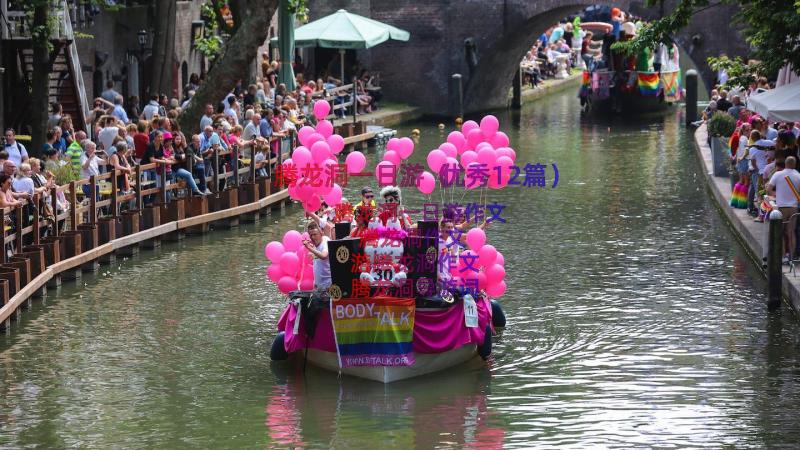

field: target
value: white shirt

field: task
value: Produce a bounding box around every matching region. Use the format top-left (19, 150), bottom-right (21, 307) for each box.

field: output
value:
top-left (97, 126), bottom-right (119, 151)
top-left (12, 176), bottom-right (34, 196)
top-left (224, 107), bottom-right (239, 126)
top-left (313, 236), bottom-right (331, 289)
top-left (80, 153), bottom-right (102, 179)
top-left (749, 147), bottom-right (771, 174)
top-left (200, 115), bottom-right (213, 131)
top-left (242, 122), bottom-right (260, 143)
top-left (142, 101), bottom-right (159, 120)
top-left (769, 168), bottom-right (800, 208)
top-left (3, 141), bottom-right (28, 166)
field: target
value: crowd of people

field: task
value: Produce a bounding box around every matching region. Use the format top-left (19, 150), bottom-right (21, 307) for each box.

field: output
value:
top-left (706, 82), bottom-right (800, 264)
top-left (521, 9), bottom-right (680, 89)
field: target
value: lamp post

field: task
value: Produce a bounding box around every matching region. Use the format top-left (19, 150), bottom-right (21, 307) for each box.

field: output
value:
top-left (137, 29), bottom-right (147, 100)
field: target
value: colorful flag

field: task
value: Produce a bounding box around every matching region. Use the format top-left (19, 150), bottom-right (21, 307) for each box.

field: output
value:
top-left (592, 71), bottom-right (611, 100)
top-left (579, 71), bottom-right (591, 98)
top-left (637, 72), bottom-right (661, 97)
top-left (661, 71), bottom-right (681, 102)
top-left (330, 297), bottom-right (415, 367)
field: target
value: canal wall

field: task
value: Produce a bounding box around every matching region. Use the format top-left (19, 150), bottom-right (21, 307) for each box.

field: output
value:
top-left (693, 125), bottom-right (800, 313)
top-left (520, 72), bottom-right (583, 104)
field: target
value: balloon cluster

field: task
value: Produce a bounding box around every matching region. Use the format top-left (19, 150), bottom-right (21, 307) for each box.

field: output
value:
top-left (284, 100), bottom-right (368, 212)
top-left (374, 136), bottom-right (417, 187)
top-left (264, 230), bottom-right (315, 294)
top-left (424, 115), bottom-right (516, 191)
top-left (448, 228), bottom-right (507, 299)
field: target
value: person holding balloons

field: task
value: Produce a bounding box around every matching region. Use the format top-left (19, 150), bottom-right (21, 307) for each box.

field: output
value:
top-left (380, 185), bottom-right (413, 230)
top-left (303, 222), bottom-right (331, 290)
top-left (307, 200), bottom-right (336, 240)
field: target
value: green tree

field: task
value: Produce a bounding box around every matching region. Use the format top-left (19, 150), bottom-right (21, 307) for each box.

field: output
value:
top-left (614, 0), bottom-right (800, 88)
top-left (178, 0), bottom-right (280, 133)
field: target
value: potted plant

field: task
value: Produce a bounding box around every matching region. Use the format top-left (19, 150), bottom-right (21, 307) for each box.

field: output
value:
top-left (707, 112), bottom-right (736, 178)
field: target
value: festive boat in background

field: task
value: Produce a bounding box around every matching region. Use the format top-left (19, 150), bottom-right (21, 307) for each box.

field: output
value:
top-left (265, 102), bottom-right (511, 383)
top-left (576, 18), bottom-right (683, 115)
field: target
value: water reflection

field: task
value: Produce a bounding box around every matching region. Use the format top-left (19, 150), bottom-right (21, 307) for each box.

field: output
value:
top-left (0, 89), bottom-right (799, 447)
top-left (266, 361), bottom-right (504, 448)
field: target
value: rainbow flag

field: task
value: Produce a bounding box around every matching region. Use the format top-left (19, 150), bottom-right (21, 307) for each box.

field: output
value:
top-left (661, 71), bottom-right (681, 102)
top-left (637, 72), bottom-right (661, 97)
top-left (579, 71), bottom-right (591, 98)
top-left (330, 297), bottom-right (415, 367)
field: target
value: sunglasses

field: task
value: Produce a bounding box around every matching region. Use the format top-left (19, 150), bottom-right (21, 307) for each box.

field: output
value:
top-left (364, 194), bottom-right (374, 199)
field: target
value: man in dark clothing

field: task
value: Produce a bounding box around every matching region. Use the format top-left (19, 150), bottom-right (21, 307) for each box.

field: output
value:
top-left (716, 90), bottom-right (733, 113)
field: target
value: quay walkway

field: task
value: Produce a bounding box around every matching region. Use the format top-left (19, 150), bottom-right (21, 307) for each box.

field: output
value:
top-left (694, 124), bottom-right (800, 313)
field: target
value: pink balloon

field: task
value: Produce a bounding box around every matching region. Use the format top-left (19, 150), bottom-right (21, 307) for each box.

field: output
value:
top-left (475, 142), bottom-right (494, 153)
top-left (495, 147), bottom-right (517, 162)
top-left (464, 163), bottom-right (483, 190)
top-left (292, 147), bottom-right (312, 170)
top-left (486, 280), bottom-right (506, 298)
top-left (277, 276), bottom-right (297, 294)
top-left (327, 134), bottom-right (345, 154)
top-left (298, 126), bottom-right (315, 146)
top-left (323, 184), bottom-right (343, 205)
top-left (279, 252), bottom-right (301, 276)
top-left (496, 155), bottom-right (513, 169)
top-left (426, 149), bottom-right (448, 173)
top-left (306, 133), bottom-right (325, 147)
top-left (345, 151), bottom-right (366, 174)
top-left (495, 252), bottom-right (505, 266)
top-left (287, 183), bottom-right (299, 199)
top-left (439, 142), bottom-right (458, 158)
top-left (466, 228), bottom-right (486, 250)
top-left (478, 244), bottom-right (497, 267)
top-left (486, 263), bottom-right (505, 280)
top-left (303, 195), bottom-right (321, 213)
top-left (466, 128), bottom-right (484, 150)
top-left (265, 241), bottom-right (285, 263)
top-left (417, 171), bottom-right (435, 195)
top-left (311, 141), bottom-right (331, 164)
top-left (315, 120), bottom-right (334, 138)
top-left (283, 230), bottom-right (303, 252)
top-left (480, 115), bottom-right (500, 137)
top-left (383, 150), bottom-right (401, 166)
top-left (490, 131), bottom-right (509, 148)
top-left (267, 264), bottom-right (284, 283)
top-left (299, 277), bottom-right (314, 291)
top-left (386, 137), bottom-right (401, 152)
top-left (445, 156), bottom-right (459, 169)
top-left (461, 120), bottom-right (479, 135)
top-left (295, 178), bottom-right (314, 201)
top-left (375, 161), bottom-right (397, 186)
top-left (397, 137), bottom-right (414, 159)
top-left (447, 131), bottom-right (466, 152)
top-left (460, 150), bottom-right (478, 168)
top-left (477, 148), bottom-right (496, 167)
top-left (313, 100), bottom-right (331, 121)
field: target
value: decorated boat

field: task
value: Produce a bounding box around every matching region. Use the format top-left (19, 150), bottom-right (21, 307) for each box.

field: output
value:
top-left (580, 69), bottom-right (682, 115)
top-left (265, 101), bottom-right (512, 383)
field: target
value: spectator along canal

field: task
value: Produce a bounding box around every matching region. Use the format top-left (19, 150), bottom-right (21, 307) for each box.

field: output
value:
top-left (2, 89), bottom-right (800, 447)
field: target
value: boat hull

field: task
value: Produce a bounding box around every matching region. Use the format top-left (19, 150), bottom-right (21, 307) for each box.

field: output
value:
top-left (294, 345), bottom-right (483, 383)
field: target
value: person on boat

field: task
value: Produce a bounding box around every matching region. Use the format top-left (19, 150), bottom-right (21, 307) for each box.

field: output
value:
top-left (349, 205), bottom-right (374, 239)
top-left (355, 186), bottom-right (376, 209)
top-left (379, 185), bottom-right (413, 231)
top-left (303, 222), bottom-right (331, 290)
top-left (307, 199), bottom-right (336, 239)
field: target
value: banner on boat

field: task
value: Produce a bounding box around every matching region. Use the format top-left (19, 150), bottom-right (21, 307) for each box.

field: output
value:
top-left (330, 297), bottom-right (416, 367)
top-left (637, 72), bottom-right (661, 97)
top-left (661, 71), bottom-right (681, 102)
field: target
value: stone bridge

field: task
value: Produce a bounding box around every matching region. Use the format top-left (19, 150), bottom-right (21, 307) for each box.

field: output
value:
top-left (306, 0), bottom-right (747, 115)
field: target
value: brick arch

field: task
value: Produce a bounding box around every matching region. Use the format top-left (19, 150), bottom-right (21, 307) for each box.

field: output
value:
top-left (463, 2), bottom-right (626, 113)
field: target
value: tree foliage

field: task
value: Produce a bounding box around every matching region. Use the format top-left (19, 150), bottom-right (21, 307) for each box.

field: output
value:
top-left (613, 0), bottom-right (800, 89)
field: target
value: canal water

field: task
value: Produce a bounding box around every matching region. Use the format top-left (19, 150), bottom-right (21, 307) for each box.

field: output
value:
top-left (2, 89), bottom-right (800, 448)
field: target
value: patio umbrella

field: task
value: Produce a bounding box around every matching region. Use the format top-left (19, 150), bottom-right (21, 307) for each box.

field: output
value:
top-left (272, 9), bottom-right (410, 121)
top-left (277, 0), bottom-right (296, 90)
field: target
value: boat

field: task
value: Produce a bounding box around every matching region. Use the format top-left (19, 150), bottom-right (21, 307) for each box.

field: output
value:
top-left (271, 291), bottom-right (503, 383)
top-left (269, 218), bottom-right (507, 384)
top-left (576, 20), bottom-right (683, 115)
top-left (580, 69), bottom-right (682, 115)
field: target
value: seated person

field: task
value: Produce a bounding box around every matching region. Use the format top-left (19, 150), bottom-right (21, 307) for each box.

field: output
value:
top-left (303, 222), bottom-right (331, 290)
